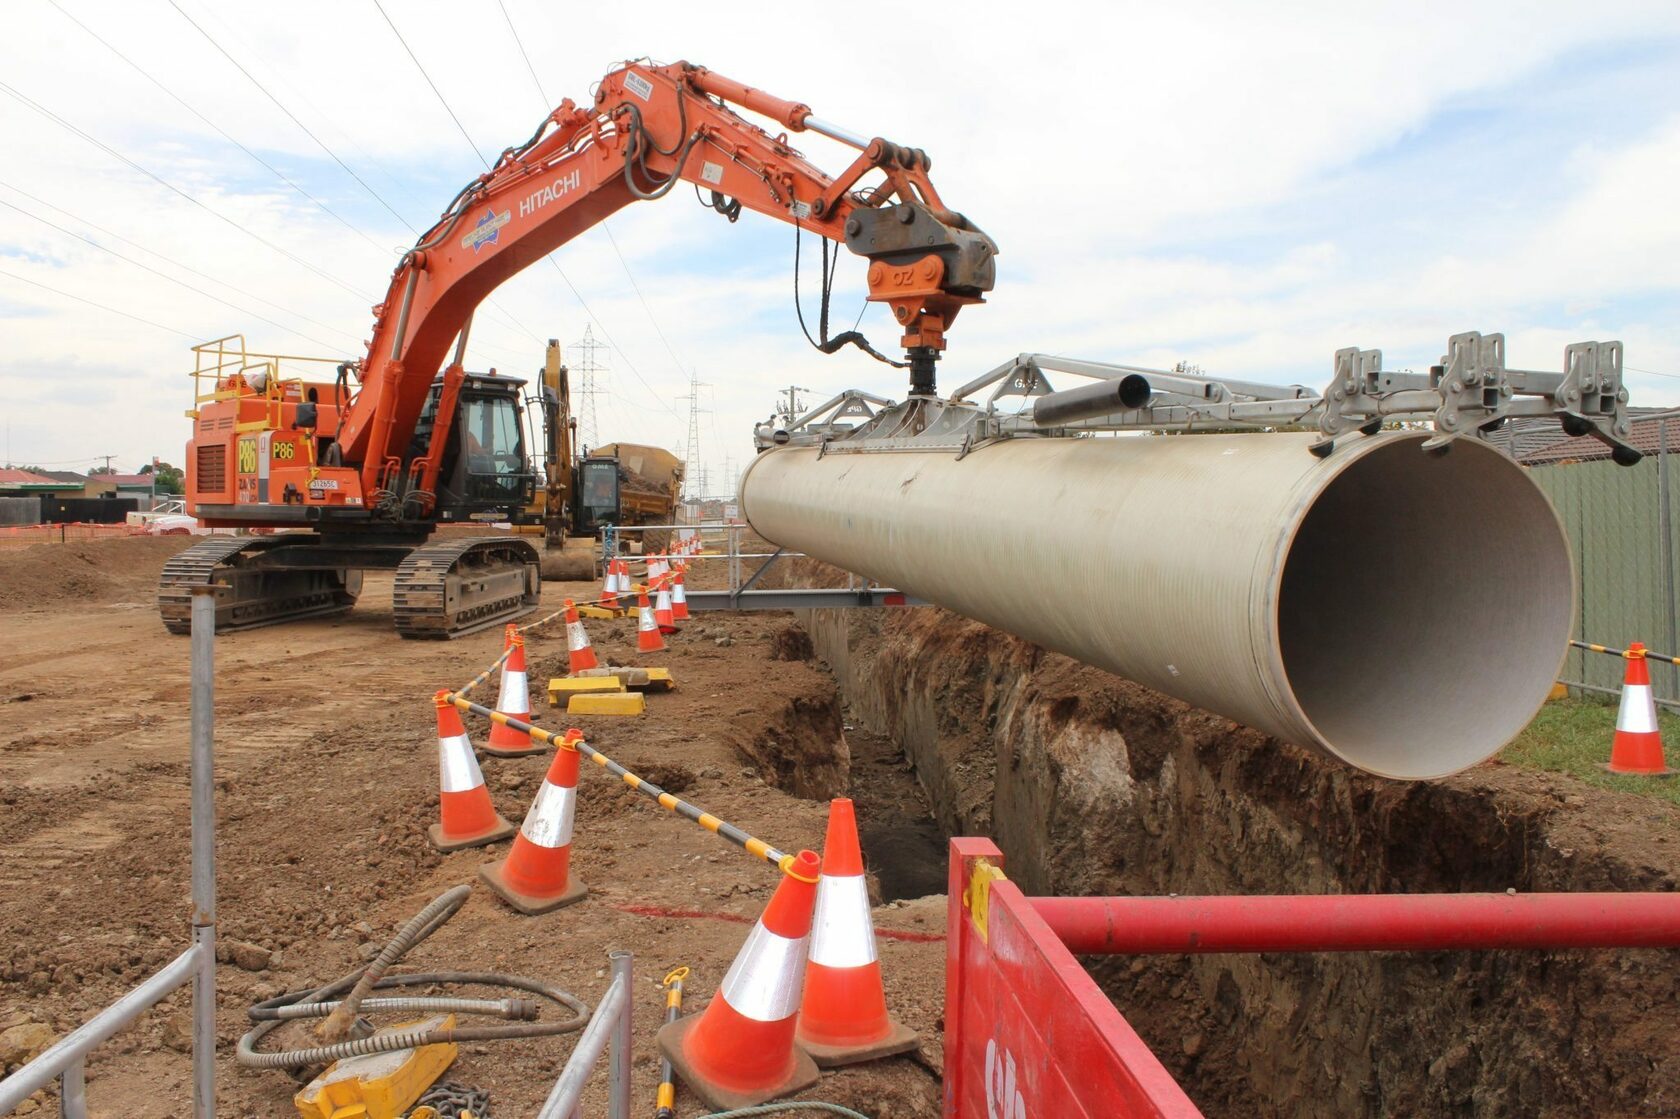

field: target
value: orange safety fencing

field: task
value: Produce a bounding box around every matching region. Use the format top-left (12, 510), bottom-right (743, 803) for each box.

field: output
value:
top-left (0, 522), bottom-right (152, 548)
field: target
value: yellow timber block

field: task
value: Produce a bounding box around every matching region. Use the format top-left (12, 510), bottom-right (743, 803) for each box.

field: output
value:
top-left (548, 677), bottom-right (627, 706)
top-left (639, 666), bottom-right (675, 692)
top-left (567, 691), bottom-right (646, 716)
top-left (577, 605), bottom-right (624, 620)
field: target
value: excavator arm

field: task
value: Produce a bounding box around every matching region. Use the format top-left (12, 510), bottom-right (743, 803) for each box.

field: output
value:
top-left (335, 60), bottom-right (997, 511)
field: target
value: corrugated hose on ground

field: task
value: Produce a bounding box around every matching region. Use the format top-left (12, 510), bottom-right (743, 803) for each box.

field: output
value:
top-left (237, 884), bottom-right (589, 1070)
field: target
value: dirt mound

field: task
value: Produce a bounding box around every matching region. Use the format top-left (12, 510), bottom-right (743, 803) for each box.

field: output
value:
top-left (0, 537), bottom-right (195, 611)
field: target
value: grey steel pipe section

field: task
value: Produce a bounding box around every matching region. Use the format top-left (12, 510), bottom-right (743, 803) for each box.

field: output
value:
top-left (741, 431), bottom-right (1574, 779)
top-left (0, 948), bottom-right (197, 1112)
top-left (1030, 375), bottom-right (1152, 426)
top-left (536, 958), bottom-right (631, 1119)
top-left (189, 588), bottom-right (217, 1119)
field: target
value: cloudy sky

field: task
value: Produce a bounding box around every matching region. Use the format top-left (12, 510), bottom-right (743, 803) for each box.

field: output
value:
top-left (2, 0), bottom-right (1677, 490)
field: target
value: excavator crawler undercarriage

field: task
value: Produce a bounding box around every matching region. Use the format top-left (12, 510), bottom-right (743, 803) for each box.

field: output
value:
top-left (158, 535), bottom-right (538, 639)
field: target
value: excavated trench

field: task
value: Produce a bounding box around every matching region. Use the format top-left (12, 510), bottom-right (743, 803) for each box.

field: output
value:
top-left (759, 599), bottom-right (1680, 1119)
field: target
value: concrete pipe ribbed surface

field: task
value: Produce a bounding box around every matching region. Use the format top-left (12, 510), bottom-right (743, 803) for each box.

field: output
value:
top-left (740, 431), bottom-right (1573, 780)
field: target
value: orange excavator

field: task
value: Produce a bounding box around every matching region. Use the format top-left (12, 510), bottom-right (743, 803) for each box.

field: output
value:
top-left (160, 60), bottom-right (996, 638)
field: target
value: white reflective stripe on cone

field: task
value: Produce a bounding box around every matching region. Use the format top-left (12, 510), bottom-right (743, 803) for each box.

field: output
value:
top-left (639, 607), bottom-right (657, 629)
top-left (520, 781), bottom-right (577, 848)
top-left (567, 622), bottom-right (589, 651)
top-left (720, 922), bottom-right (810, 1022)
top-left (1619, 684), bottom-right (1660, 734)
top-left (808, 873), bottom-right (879, 968)
top-left (497, 669), bottom-right (530, 714)
top-left (438, 734), bottom-right (484, 793)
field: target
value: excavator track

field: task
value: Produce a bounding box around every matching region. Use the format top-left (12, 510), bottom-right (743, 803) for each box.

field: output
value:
top-left (392, 536), bottom-right (541, 640)
top-left (158, 535), bottom-right (360, 635)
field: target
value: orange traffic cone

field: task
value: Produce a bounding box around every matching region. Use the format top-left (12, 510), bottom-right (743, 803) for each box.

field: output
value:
top-left (647, 554), bottom-right (669, 586)
top-left (796, 799), bottom-right (918, 1065)
top-left (657, 850), bottom-right (823, 1111)
top-left (426, 692), bottom-right (515, 852)
top-left (600, 562), bottom-right (619, 610)
top-left (636, 585), bottom-right (666, 653)
top-left (654, 575), bottom-right (679, 635)
top-left (564, 599), bottom-right (598, 673)
top-left (479, 729), bottom-right (589, 913)
top-left (1605, 644), bottom-right (1675, 775)
top-left (485, 626), bottom-right (542, 758)
top-left (671, 566), bottom-right (690, 621)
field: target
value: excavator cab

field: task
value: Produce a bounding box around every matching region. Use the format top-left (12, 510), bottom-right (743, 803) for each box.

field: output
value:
top-left (413, 372), bottom-right (538, 522)
top-left (573, 456), bottom-right (622, 535)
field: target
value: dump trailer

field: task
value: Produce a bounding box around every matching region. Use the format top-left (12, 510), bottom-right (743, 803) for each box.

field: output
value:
top-left (580, 443), bottom-right (683, 552)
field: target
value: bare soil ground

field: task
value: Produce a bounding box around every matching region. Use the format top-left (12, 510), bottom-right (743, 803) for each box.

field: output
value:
top-left (0, 538), bottom-right (944, 1117)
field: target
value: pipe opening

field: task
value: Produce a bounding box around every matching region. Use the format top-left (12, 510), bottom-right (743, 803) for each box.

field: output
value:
top-left (1278, 437), bottom-right (1573, 779)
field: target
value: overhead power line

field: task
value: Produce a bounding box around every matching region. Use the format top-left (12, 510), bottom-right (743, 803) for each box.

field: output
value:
top-left (0, 78), bottom-right (373, 301)
top-left (371, 0), bottom-right (487, 166)
top-left (0, 177), bottom-right (355, 344)
top-left (166, 0), bottom-right (414, 231)
top-left (160, 0), bottom-right (543, 351)
top-left (379, 2), bottom-right (685, 424)
top-left (0, 195), bottom-right (349, 350)
top-left (0, 264), bottom-right (196, 339)
top-left (45, 0), bottom-right (393, 262)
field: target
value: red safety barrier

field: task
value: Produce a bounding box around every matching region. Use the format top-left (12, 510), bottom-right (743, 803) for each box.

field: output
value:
top-left (1032, 893), bottom-right (1680, 956)
top-left (944, 838), bottom-right (1203, 1119)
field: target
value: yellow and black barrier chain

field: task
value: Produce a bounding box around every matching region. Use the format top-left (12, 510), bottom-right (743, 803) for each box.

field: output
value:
top-left (457, 590), bottom-right (621, 698)
top-left (1570, 639), bottom-right (1680, 666)
top-left (655, 966), bottom-right (689, 1119)
top-left (444, 692), bottom-right (796, 872)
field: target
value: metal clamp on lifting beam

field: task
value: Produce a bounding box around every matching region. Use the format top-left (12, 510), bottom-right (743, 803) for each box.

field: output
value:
top-left (1311, 331), bottom-right (1638, 463)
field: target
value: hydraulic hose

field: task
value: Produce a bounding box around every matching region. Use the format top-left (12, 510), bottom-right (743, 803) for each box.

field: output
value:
top-left (237, 886), bottom-right (589, 1071)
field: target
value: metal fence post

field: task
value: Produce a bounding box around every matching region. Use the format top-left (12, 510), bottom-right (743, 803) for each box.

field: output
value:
top-left (57, 1060), bottom-right (84, 1119)
top-left (189, 588), bottom-right (217, 1119)
top-left (1661, 418), bottom-right (1677, 701)
top-left (608, 951), bottom-right (632, 1119)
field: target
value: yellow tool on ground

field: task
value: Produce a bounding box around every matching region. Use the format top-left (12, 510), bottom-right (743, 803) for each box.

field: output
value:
top-left (294, 1014), bottom-right (457, 1119)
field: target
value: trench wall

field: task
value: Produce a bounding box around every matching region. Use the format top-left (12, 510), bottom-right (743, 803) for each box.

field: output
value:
top-left (801, 604), bottom-right (1680, 1118)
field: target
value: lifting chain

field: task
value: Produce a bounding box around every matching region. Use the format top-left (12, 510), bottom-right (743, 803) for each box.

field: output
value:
top-left (411, 1081), bottom-right (491, 1119)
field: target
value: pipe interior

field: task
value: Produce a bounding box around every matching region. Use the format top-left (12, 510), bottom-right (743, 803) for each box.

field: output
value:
top-left (1278, 437), bottom-right (1573, 779)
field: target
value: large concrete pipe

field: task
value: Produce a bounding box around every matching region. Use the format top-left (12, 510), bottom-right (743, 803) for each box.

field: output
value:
top-left (740, 431), bottom-right (1573, 780)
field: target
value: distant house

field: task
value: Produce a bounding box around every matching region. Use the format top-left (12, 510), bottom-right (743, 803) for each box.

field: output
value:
top-left (0, 468), bottom-right (72, 496)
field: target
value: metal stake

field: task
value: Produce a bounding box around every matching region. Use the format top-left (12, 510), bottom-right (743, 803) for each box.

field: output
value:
top-left (1661, 418), bottom-right (1677, 700)
top-left (608, 951), bottom-right (632, 1119)
top-left (189, 588), bottom-right (217, 1119)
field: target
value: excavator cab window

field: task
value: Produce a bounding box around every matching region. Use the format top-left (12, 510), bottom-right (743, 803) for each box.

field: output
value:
top-left (576, 458), bottom-right (620, 532)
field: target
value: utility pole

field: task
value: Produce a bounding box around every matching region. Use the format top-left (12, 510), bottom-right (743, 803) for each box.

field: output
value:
top-left (566, 325), bottom-right (609, 450)
top-left (99, 454), bottom-right (115, 473)
top-left (677, 367), bottom-right (711, 504)
top-left (778, 385), bottom-right (809, 426)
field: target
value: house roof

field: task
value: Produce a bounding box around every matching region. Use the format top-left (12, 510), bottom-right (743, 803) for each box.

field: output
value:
top-left (1503, 408), bottom-right (1680, 466)
top-left (39, 470), bottom-right (89, 485)
top-left (0, 468), bottom-right (65, 489)
top-left (105, 473), bottom-right (157, 486)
